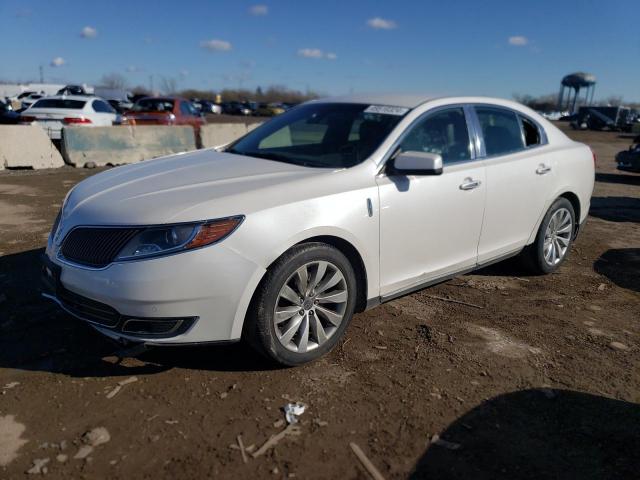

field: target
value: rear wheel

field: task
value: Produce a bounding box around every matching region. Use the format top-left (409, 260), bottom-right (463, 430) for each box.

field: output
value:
top-left (523, 197), bottom-right (575, 274)
top-left (244, 243), bottom-right (357, 366)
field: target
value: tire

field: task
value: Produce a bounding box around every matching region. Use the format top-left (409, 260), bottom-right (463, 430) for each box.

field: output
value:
top-left (244, 243), bottom-right (357, 366)
top-left (522, 197), bottom-right (576, 274)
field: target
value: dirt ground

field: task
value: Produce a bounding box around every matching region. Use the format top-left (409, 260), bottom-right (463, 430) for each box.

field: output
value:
top-left (0, 124), bottom-right (638, 479)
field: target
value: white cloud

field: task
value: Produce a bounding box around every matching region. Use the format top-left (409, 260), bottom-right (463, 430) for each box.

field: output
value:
top-left (508, 35), bottom-right (528, 46)
top-left (298, 48), bottom-right (324, 59)
top-left (180, 69), bottom-right (189, 77)
top-left (200, 39), bottom-right (232, 51)
top-left (50, 57), bottom-right (65, 67)
top-left (126, 65), bottom-right (142, 73)
top-left (367, 17), bottom-right (397, 30)
top-left (80, 26), bottom-right (97, 38)
top-left (298, 48), bottom-right (336, 60)
top-left (249, 4), bottom-right (268, 15)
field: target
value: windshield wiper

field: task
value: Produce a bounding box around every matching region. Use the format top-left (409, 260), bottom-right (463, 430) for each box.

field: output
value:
top-left (225, 149), bottom-right (330, 168)
top-left (227, 149), bottom-right (298, 164)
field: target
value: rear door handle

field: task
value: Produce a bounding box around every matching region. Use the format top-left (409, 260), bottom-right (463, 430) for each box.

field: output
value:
top-left (459, 178), bottom-right (482, 190)
top-left (536, 164), bottom-right (552, 175)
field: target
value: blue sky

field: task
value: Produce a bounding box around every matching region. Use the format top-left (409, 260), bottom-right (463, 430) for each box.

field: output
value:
top-left (1, 0), bottom-right (638, 101)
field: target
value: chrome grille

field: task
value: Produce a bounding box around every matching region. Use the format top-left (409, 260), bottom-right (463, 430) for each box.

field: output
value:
top-left (60, 227), bottom-right (142, 268)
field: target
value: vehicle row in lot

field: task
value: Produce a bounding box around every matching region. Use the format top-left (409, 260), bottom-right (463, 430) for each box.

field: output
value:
top-left (42, 94), bottom-right (594, 366)
top-left (18, 94), bottom-right (208, 139)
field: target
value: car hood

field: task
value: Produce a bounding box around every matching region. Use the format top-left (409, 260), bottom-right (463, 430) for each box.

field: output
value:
top-left (61, 149), bottom-right (328, 227)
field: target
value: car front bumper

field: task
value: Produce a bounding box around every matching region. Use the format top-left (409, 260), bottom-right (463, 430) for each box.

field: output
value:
top-left (41, 242), bottom-right (266, 345)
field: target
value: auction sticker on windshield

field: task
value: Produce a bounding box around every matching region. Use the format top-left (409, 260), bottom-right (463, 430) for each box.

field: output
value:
top-left (364, 105), bottom-right (409, 116)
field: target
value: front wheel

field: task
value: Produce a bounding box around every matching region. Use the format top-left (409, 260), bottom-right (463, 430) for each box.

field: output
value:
top-left (523, 197), bottom-right (576, 274)
top-left (244, 243), bottom-right (357, 366)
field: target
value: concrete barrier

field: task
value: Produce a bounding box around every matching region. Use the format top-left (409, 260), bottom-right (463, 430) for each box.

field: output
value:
top-left (62, 125), bottom-right (197, 168)
top-left (0, 125), bottom-right (65, 170)
top-left (200, 122), bottom-right (263, 149)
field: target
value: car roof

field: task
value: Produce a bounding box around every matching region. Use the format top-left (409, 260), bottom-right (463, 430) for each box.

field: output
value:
top-left (309, 94), bottom-right (541, 112)
top-left (311, 94), bottom-right (437, 109)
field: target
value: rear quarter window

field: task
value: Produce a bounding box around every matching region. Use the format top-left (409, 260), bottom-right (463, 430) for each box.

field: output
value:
top-left (520, 116), bottom-right (542, 147)
top-left (92, 100), bottom-right (116, 113)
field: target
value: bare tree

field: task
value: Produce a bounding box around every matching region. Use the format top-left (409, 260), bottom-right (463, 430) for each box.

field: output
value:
top-left (100, 73), bottom-right (128, 89)
top-left (160, 77), bottom-right (178, 95)
top-left (597, 95), bottom-right (624, 107)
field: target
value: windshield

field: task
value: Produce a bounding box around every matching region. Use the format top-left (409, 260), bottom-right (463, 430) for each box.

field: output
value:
top-left (228, 102), bottom-right (407, 168)
top-left (133, 99), bottom-right (175, 112)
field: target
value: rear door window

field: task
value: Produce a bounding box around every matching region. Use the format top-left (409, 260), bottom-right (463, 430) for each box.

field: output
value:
top-left (475, 107), bottom-right (525, 156)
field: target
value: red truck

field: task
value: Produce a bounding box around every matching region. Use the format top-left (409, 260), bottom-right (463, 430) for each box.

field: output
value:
top-left (125, 97), bottom-right (205, 135)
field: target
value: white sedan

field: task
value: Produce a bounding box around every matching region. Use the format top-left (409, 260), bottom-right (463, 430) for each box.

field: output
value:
top-left (21, 95), bottom-right (119, 140)
top-left (42, 95), bottom-right (594, 365)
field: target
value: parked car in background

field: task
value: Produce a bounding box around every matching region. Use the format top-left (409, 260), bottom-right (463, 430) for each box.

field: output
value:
top-left (0, 101), bottom-right (20, 124)
top-left (223, 101), bottom-right (253, 116)
top-left (42, 95), bottom-right (594, 366)
top-left (200, 101), bottom-right (222, 115)
top-left (256, 102), bottom-right (286, 116)
top-left (125, 97), bottom-right (206, 133)
top-left (616, 142), bottom-right (640, 173)
top-left (192, 99), bottom-right (222, 115)
top-left (9, 90), bottom-right (38, 109)
top-left (107, 99), bottom-right (134, 114)
top-left (20, 93), bottom-right (45, 110)
top-left (56, 85), bottom-right (89, 96)
top-left (20, 95), bottom-right (119, 140)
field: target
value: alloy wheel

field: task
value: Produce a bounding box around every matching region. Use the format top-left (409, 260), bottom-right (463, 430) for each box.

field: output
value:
top-left (543, 207), bottom-right (573, 266)
top-left (273, 261), bottom-right (348, 353)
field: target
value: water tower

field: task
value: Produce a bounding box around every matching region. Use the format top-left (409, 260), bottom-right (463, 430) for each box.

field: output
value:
top-left (557, 72), bottom-right (596, 113)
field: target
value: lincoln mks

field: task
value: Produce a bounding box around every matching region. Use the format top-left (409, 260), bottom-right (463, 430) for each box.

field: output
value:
top-left (42, 95), bottom-right (595, 365)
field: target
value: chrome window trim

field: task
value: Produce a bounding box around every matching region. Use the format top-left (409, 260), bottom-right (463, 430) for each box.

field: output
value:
top-left (378, 103), bottom-right (479, 173)
top-left (470, 103), bottom-right (549, 160)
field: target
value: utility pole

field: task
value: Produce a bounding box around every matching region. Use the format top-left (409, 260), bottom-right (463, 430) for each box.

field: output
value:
top-left (39, 65), bottom-right (44, 83)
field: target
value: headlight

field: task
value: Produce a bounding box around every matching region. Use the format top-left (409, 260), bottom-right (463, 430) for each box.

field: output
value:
top-left (114, 216), bottom-right (243, 261)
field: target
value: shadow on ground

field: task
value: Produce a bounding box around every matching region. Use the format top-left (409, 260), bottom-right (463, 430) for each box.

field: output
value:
top-left (595, 172), bottom-right (640, 187)
top-left (410, 389), bottom-right (640, 480)
top-left (594, 248), bottom-right (640, 293)
top-left (589, 197), bottom-right (640, 222)
top-left (472, 256), bottom-right (537, 278)
top-left (0, 248), bottom-right (274, 378)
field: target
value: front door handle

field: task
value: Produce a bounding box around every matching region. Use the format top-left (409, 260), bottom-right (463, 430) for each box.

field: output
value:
top-left (459, 177), bottom-right (482, 190)
top-left (536, 164), bottom-right (552, 175)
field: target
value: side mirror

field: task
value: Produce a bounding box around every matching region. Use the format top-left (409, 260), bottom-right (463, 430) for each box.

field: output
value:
top-left (388, 151), bottom-right (443, 175)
